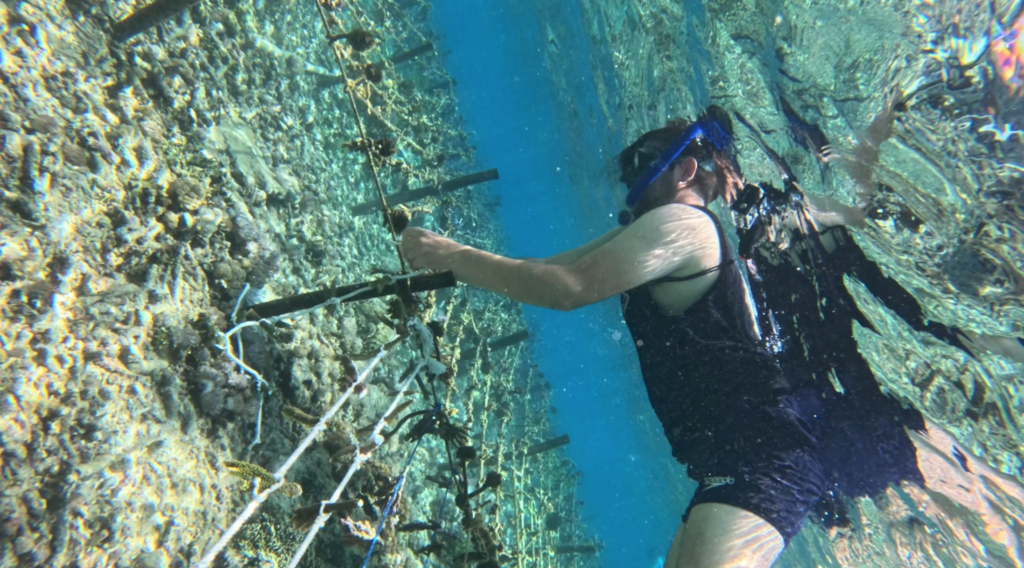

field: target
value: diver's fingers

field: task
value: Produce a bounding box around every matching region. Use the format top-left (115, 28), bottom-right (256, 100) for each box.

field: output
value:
top-left (954, 330), bottom-right (983, 360)
top-left (819, 145), bottom-right (850, 165)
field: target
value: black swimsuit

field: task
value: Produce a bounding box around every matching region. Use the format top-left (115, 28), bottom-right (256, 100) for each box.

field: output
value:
top-left (623, 205), bottom-right (827, 541)
top-left (622, 203), bottom-right (944, 542)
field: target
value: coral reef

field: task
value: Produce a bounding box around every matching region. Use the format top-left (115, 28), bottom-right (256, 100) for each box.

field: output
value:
top-left (0, 0), bottom-right (593, 567)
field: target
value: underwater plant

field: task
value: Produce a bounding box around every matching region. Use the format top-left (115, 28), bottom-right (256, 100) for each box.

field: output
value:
top-left (225, 459), bottom-right (302, 497)
top-left (291, 498), bottom-right (362, 530)
top-left (363, 62), bottom-right (384, 83)
top-left (329, 28), bottom-right (377, 52)
top-left (0, 0), bottom-right (595, 565)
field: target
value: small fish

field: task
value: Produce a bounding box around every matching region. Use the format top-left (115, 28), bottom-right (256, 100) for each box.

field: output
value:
top-left (351, 348), bottom-right (383, 361)
top-left (224, 460), bottom-right (301, 497)
top-left (779, 97), bottom-right (830, 158)
top-left (416, 541), bottom-right (445, 556)
top-left (328, 29), bottom-right (376, 52)
top-left (281, 405), bottom-right (320, 428)
top-left (383, 400), bottom-right (414, 423)
top-left (292, 499), bottom-right (362, 530)
top-left (329, 444), bottom-right (357, 462)
top-left (355, 423), bottom-right (377, 438)
top-left (339, 355), bottom-right (357, 386)
top-left (396, 521), bottom-right (441, 532)
top-left (359, 493), bottom-right (379, 520)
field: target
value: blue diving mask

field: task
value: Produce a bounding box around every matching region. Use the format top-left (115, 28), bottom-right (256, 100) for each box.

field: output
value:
top-left (623, 117), bottom-right (733, 209)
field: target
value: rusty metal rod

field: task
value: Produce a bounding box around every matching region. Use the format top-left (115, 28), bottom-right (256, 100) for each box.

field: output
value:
top-left (351, 169), bottom-right (499, 215)
top-left (313, 0), bottom-right (406, 271)
top-left (525, 435), bottom-right (570, 457)
top-left (110, 0), bottom-right (200, 42)
top-left (246, 272), bottom-right (456, 320)
top-left (389, 42), bottom-right (434, 64)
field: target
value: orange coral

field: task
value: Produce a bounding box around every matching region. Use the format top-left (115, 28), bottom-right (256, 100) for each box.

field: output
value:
top-left (991, 12), bottom-right (1024, 94)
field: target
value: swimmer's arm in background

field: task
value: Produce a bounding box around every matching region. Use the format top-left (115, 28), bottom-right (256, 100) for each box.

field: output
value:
top-left (956, 332), bottom-right (1024, 365)
top-left (807, 191), bottom-right (1024, 363)
top-left (774, 192), bottom-right (864, 253)
top-left (803, 193), bottom-right (866, 229)
top-left (811, 196), bottom-right (1024, 363)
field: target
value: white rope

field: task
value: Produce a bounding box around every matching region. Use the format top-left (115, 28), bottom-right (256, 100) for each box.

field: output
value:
top-left (215, 283), bottom-right (379, 392)
top-left (197, 285), bottom-right (439, 567)
top-left (275, 346), bottom-right (390, 476)
top-left (231, 283), bottom-right (251, 324)
top-left (194, 347), bottom-right (394, 568)
top-left (248, 388), bottom-right (264, 450)
top-left (284, 358), bottom-right (427, 568)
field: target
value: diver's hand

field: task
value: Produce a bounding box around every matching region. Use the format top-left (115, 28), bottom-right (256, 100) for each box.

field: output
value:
top-left (400, 228), bottom-right (466, 271)
top-left (804, 194), bottom-right (867, 229)
top-left (956, 329), bottom-right (1024, 365)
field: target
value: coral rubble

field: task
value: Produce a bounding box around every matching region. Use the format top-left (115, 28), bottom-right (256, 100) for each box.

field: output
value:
top-left (0, 0), bottom-right (592, 567)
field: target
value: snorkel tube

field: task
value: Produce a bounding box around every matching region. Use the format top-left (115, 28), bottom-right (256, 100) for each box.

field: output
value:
top-left (623, 116), bottom-right (734, 209)
top-left (618, 108), bottom-right (733, 224)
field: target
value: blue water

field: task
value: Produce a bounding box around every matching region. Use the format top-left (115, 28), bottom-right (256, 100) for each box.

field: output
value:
top-left (431, 3), bottom-right (695, 566)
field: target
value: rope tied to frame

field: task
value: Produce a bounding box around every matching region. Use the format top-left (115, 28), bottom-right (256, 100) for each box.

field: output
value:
top-left (360, 402), bottom-right (443, 567)
top-left (311, 0), bottom-right (407, 272)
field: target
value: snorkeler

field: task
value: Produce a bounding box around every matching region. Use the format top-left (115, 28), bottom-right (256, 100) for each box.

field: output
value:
top-left (400, 106), bottom-right (988, 567)
top-left (403, 106), bottom-right (805, 566)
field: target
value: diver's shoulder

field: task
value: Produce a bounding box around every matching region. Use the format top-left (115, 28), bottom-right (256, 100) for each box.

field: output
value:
top-left (648, 203), bottom-right (718, 225)
top-left (632, 204), bottom-right (717, 240)
top-left (651, 202), bottom-right (711, 215)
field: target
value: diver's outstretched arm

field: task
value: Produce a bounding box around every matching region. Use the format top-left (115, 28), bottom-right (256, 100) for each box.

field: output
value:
top-left (400, 204), bottom-right (717, 311)
top-left (802, 193), bottom-right (866, 229)
top-left (533, 226), bottom-right (624, 266)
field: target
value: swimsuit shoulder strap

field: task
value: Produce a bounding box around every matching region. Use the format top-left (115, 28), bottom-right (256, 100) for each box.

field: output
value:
top-left (653, 205), bottom-right (734, 283)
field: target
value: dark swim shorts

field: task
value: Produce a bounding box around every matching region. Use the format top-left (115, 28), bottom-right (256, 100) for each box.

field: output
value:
top-left (679, 388), bottom-right (828, 543)
top-left (677, 382), bottom-right (924, 542)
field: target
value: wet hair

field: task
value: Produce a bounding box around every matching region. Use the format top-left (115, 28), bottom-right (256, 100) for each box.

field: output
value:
top-left (617, 106), bottom-right (741, 209)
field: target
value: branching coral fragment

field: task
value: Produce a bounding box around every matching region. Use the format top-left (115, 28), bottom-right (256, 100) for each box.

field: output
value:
top-left (225, 460), bottom-right (302, 497)
top-left (291, 499), bottom-right (362, 530)
top-left (328, 29), bottom-right (376, 52)
top-left (281, 405), bottom-right (321, 427)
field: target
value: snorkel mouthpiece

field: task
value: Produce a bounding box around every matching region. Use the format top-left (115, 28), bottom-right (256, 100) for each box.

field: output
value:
top-left (623, 115), bottom-right (733, 209)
